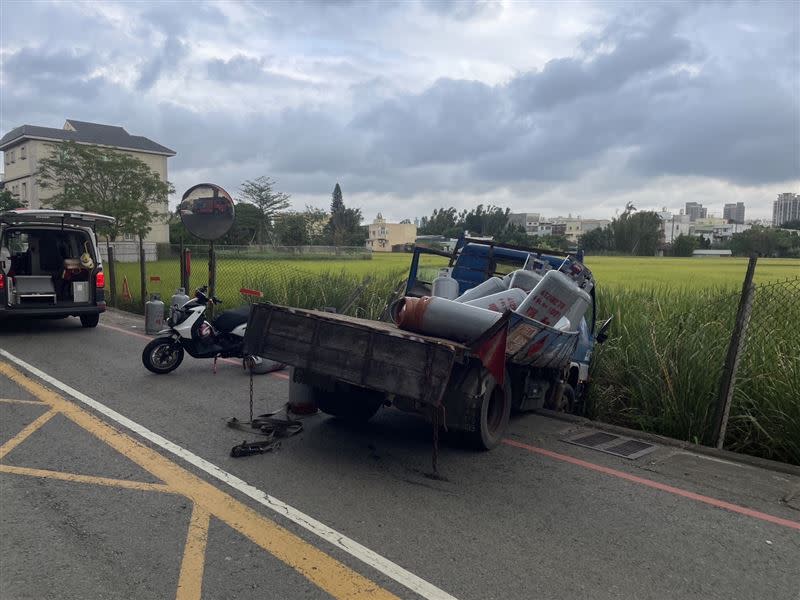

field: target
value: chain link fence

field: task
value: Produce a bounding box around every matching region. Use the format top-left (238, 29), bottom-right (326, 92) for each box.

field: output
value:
top-left (589, 261), bottom-right (800, 465)
top-left (104, 243), bottom-right (409, 321)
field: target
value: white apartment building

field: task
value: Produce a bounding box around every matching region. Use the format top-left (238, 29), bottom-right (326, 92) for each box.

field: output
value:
top-left (0, 119), bottom-right (175, 244)
top-left (773, 193), bottom-right (799, 227)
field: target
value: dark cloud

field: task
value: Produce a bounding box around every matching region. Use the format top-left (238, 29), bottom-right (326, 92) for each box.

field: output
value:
top-left (137, 36), bottom-right (187, 91)
top-left (1, 0), bottom-right (796, 217)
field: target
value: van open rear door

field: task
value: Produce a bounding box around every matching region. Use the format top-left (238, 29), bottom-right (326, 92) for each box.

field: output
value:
top-left (0, 209), bottom-right (116, 228)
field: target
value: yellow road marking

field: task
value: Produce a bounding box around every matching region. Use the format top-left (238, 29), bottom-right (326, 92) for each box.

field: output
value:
top-left (176, 505), bottom-right (211, 600)
top-left (0, 361), bottom-right (399, 600)
top-left (0, 409), bottom-right (56, 460)
top-left (0, 464), bottom-right (176, 494)
top-left (0, 398), bottom-right (45, 405)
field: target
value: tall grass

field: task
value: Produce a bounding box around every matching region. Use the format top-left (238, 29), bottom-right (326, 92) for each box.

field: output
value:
top-left (589, 279), bottom-right (800, 465)
top-left (242, 266), bottom-right (405, 320)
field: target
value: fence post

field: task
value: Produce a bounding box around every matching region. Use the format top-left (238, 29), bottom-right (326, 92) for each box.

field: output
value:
top-left (712, 255), bottom-right (757, 449)
top-left (107, 245), bottom-right (116, 306)
top-left (139, 238), bottom-right (147, 307)
top-left (208, 241), bottom-right (216, 318)
top-left (183, 248), bottom-right (192, 293)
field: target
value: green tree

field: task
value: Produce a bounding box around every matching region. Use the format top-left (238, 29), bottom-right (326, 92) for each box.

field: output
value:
top-left (729, 226), bottom-right (800, 257)
top-left (0, 189), bottom-right (25, 212)
top-left (239, 176), bottom-right (291, 244)
top-left (579, 227), bottom-right (614, 252)
top-left (273, 212), bottom-right (310, 246)
top-left (781, 219), bottom-right (800, 230)
top-left (672, 233), bottom-right (700, 257)
top-left (608, 204), bottom-right (662, 255)
top-left (418, 207), bottom-right (462, 238)
top-left (37, 141), bottom-right (173, 243)
top-left (495, 223), bottom-right (531, 246)
top-left (325, 183), bottom-right (366, 246)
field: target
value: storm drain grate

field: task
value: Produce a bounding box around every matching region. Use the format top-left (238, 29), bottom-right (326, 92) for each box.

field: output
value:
top-left (564, 430), bottom-right (658, 460)
top-left (602, 439), bottom-right (657, 459)
top-left (569, 432), bottom-right (620, 448)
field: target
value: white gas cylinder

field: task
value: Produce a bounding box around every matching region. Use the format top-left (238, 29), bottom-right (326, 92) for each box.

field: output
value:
top-left (432, 268), bottom-right (460, 300)
top-left (515, 270), bottom-right (591, 327)
top-left (465, 288), bottom-right (527, 313)
top-left (507, 269), bottom-right (543, 292)
top-left (454, 276), bottom-right (508, 303)
top-left (394, 296), bottom-right (501, 342)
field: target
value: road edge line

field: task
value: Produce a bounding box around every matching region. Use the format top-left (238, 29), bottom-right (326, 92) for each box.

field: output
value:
top-left (0, 348), bottom-right (458, 600)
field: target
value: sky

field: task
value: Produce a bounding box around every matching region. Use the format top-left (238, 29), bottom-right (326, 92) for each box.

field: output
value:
top-left (1, 0), bottom-right (798, 223)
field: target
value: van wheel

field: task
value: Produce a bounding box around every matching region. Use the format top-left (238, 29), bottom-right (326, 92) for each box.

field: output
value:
top-left (142, 338), bottom-right (184, 374)
top-left (80, 314), bottom-right (100, 328)
top-left (465, 370), bottom-right (511, 450)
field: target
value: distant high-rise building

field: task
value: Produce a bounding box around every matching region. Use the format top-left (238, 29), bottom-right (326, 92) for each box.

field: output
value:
top-left (773, 193), bottom-right (800, 227)
top-left (723, 202), bottom-right (746, 224)
top-left (685, 202), bottom-right (707, 222)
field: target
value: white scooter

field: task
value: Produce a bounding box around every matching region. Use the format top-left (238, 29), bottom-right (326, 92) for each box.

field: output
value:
top-left (142, 286), bottom-right (265, 374)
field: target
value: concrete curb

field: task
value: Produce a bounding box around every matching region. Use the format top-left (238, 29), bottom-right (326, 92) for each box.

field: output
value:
top-left (535, 408), bottom-right (800, 478)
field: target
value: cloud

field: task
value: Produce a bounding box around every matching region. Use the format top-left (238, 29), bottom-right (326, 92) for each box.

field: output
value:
top-left (1, 0), bottom-right (797, 221)
top-left (137, 36), bottom-right (187, 91)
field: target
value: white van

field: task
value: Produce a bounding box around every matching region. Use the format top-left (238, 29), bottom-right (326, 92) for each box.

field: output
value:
top-left (0, 209), bottom-right (115, 327)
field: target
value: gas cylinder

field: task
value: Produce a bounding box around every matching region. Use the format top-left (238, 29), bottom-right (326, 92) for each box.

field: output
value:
top-left (145, 294), bottom-right (165, 334)
top-left (515, 270), bottom-right (591, 328)
top-left (454, 276), bottom-right (508, 303)
top-left (432, 268), bottom-right (460, 300)
top-left (171, 287), bottom-right (190, 310)
top-left (507, 269), bottom-right (543, 292)
top-left (465, 288), bottom-right (526, 313)
top-left (394, 296), bottom-right (501, 342)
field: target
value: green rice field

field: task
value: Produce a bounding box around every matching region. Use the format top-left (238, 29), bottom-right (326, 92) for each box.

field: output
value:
top-left (109, 251), bottom-right (799, 464)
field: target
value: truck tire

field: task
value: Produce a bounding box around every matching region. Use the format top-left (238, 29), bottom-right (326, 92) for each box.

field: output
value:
top-left (465, 371), bottom-right (511, 450)
top-left (546, 383), bottom-right (575, 413)
top-left (315, 383), bottom-right (384, 423)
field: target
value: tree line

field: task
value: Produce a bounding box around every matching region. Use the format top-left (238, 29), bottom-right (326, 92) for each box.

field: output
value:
top-left (2, 140), bottom-right (366, 248)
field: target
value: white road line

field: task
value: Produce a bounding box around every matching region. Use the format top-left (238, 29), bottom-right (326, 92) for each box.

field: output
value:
top-left (0, 348), bottom-right (459, 600)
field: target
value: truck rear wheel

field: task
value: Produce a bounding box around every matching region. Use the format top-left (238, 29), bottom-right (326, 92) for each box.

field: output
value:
top-left (466, 372), bottom-right (511, 450)
top-left (315, 383), bottom-right (384, 423)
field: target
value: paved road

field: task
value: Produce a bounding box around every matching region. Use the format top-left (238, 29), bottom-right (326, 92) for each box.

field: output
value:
top-left (1, 310), bottom-right (799, 600)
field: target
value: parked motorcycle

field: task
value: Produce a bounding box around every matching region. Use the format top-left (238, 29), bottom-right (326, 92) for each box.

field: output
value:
top-left (141, 286), bottom-right (264, 374)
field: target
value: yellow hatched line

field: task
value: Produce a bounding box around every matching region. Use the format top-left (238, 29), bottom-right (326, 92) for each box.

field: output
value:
top-left (0, 464), bottom-right (176, 494)
top-left (0, 398), bottom-right (45, 405)
top-left (0, 361), bottom-right (399, 600)
top-left (176, 504), bottom-right (211, 600)
top-left (0, 409), bottom-right (56, 460)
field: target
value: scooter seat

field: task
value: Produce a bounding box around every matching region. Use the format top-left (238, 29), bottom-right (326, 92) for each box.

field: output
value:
top-left (213, 306), bottom-right (251, 333)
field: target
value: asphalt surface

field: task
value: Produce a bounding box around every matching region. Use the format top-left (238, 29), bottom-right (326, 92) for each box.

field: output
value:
top-left (1, 309), bottom-right (799, 600)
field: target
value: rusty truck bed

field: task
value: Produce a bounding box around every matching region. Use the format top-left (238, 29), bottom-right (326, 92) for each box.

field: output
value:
top-left (244, 303), bottom-right (470, 407)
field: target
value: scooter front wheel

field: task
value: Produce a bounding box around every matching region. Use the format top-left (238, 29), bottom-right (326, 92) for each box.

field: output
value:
top-left (142, 338), bottom-right (185, 374)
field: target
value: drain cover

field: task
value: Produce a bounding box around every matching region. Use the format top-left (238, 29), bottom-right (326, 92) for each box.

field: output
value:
top-left (570, 432), bottom-right (620, 448)
top-left (565, 430), bottom-right (657, 460)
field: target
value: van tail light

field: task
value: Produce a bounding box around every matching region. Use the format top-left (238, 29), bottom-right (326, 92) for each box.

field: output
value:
top-left (0, 273), bottom-right (5, 290)
top-left (96, 271), bottom-right (105, 289)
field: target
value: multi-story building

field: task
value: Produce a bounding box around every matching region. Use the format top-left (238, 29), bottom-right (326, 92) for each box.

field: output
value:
top-left (366, 213), bottom-right (417, 252)
top-left (657, 211), bottom-right (693, 244)
top-left (551, 217), bottom-right (611, 243)
top-left (685, 202), bottom-right (708, 222)
top-left (0, 119), bottom-right (175, 244)
top-left (507, 212), bottom-right (541, 234)
top-left (723, 202), bottom-right (746, 224)
top-left (773, 193), bottom-right (800, 227)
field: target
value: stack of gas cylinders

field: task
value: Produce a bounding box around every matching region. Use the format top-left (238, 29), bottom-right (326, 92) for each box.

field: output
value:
top-left (394, 257), bottom-right (593, 343)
